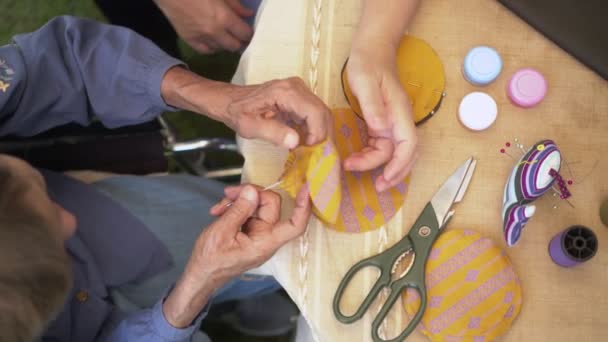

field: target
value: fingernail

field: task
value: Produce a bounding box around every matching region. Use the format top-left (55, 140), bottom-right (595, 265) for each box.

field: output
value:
top-left (240, 186), bottom-right (257, 202)
top-left (283, 133), bottom-right (298, 149)
top-left (343, 161), bottom-right (352, 171)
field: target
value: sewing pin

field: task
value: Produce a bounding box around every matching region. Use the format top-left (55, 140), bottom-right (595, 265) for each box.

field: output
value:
top-left (549, 186), bottom-right (575, 208)
top-left (500, 148), bottom-right (516, 160)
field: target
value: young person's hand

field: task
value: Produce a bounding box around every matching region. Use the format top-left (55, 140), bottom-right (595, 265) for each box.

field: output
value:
top-left (345, 41), bottom-right (417, 192)
top-left (345, 0), bottom-right (421, 192)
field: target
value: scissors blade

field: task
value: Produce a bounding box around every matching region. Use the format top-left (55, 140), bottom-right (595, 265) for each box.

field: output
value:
top-left (454, 159), bottom-right (476, 203)
top-left (429, 157), bottom-right (477, 227)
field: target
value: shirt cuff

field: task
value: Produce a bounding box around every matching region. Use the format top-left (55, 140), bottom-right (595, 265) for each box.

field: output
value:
top-left (150, 288), bottom-right (212, 341)
top-left (144, 49), bottom-right (186, 113)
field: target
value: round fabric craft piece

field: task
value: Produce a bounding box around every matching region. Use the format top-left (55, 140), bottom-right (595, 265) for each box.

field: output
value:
top-left (458, 92), bottom-right (498, 131)
top-left (462, 46), bottom-right (502, 86)
top-left (342, 35), bottom-right (446, 125)
top-left (280, 108), bottom-right (409, 232)
top-left (404, 229), bottom-right (522, 342)
top-left (507, 68), bottom-right (547, 108)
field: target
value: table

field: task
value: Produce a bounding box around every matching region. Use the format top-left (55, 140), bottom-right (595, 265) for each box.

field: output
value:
top-left (233, 0), bottom-right (608, 340)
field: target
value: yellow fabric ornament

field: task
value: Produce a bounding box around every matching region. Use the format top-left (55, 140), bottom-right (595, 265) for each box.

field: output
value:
top-left (280, 108), bottom-right (409, 232)
top-left (281, 139), bottom-right (342, 224)
top-left (404, 230), bottom-right (522, 341)
top-left (342, 35), bottom-right (446, 124)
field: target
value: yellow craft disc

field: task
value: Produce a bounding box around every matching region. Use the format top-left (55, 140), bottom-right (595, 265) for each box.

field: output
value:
top-left (404, 230), bottom-right (522, 341)
top-left (280, 108), bottom-right (409, 232)
top-left (342, 35), bottom-right (446, 124)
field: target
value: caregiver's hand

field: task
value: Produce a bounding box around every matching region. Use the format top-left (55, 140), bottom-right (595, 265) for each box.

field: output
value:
top-left (162, 67), bottom-right (331, 149)
top-left (164, 184), bottom-right (310, 328)
top-left (154, 0), bottom-right (254, 53)
top-left (344, 40), bottom-right (418, 192)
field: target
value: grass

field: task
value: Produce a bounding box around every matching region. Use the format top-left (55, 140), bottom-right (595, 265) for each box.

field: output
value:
top-left (0, 1), bottom-right (293, 341)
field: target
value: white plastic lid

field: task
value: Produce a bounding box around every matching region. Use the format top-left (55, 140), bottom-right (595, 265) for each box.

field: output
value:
top-left (458, 92), bottom-right (498, 131)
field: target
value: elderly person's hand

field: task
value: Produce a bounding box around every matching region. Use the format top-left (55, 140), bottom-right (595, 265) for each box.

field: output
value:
top-left (344, 41), bottom-right (418, 192)
top-left (162, 67), bottom-right (331, 148)
top-left (163, 184), bottom-right (310, 328)
top-left (154, 0), bottom-right (254, 53)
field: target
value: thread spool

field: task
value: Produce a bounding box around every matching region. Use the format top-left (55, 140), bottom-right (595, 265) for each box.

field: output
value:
top-left (548, 225), bottom-right (598, 267)
top-left (600, 199), bottom-right (608, 227)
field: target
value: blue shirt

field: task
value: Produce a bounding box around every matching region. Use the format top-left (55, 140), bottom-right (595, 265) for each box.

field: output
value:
top-left (0, 16), bottom-right (208, 341)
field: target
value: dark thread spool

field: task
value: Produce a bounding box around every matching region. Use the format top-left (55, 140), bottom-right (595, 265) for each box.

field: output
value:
top-left (600, 199), bottom-right (608, 228)
top-left (548, 225), bottom-right (598, 267)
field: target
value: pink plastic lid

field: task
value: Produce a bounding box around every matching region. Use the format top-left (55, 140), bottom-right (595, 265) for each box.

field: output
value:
top-left (507, 68), bottom-right (547, 108)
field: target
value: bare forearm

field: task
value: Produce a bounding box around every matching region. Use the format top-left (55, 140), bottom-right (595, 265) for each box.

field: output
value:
top-left (160, 66), bottom-right (232, 122)
top-left (162, 265), bottom-right (220, 328)
top-left (354, 0), bottom-right (421, 49)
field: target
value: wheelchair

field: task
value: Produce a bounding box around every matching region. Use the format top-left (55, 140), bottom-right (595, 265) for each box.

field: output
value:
top-left (0, 116), bottom-right (243, 182)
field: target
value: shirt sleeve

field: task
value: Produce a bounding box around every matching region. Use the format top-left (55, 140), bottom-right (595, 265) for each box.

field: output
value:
top-left (0, 15), bottom-right (184, 137)
top-left (108, 291), bottom-right (211, 342)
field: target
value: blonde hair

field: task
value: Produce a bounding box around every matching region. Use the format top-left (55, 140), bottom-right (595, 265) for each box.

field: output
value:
top-left (0, 168), bottom-right (72, 341)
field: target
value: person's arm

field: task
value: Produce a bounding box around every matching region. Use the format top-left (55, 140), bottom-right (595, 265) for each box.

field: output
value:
top-left (354, 0), bottom-right (419, 48)
top-left (107, 286), bottom-right (213, 342)
top-left (0, 15), bottom-right (183, 137)
top-left (0, 16), bottom-right (330, 148)
top-left (108, 185), bottom-right (311, 341)
top-left (153, 0), bottom-right (255, 54)
top-left (345, 0), bottom-right (421, 192)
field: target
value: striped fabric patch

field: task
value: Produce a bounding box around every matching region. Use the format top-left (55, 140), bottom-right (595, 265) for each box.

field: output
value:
top-left (404, 230), bottom-right (522, 341)
top-left (280, 108), bottom-right (409, 232)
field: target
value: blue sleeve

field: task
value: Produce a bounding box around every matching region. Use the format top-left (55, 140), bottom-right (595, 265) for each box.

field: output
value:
top-left (0, 16), bottom-right (184, 137)
top-left (108, 293), bottom-right (211, 342)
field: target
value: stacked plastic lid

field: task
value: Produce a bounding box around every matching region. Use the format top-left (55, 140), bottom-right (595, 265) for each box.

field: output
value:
top-left (459, 46), bottom-right (502, 131)
top-left (507, 68), bottom-right (547, 108)
top-left (458, 91), bottom-right (498, 131)
top-left (463, 46), bottom-right (503, 86)
top-left (459, 45), bottom-right (548, 132)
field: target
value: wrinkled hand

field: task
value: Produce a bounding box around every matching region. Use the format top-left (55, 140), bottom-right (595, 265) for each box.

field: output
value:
top-left (161, 67), bottom-right (331, 149)
top-left (163, 184), bottom-right (310, 328)
top-left (193, 184), bottom-right (310, 286)
top-left (155, 0), bottom-right (254, 53)
top-left (222, 77), bottom-right (331, 148)
top-left (344, 42), bottom-right (418, 192)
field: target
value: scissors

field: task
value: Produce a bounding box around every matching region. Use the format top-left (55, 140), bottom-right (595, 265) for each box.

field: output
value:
top-left (333, 157), bottom-right (477, 342)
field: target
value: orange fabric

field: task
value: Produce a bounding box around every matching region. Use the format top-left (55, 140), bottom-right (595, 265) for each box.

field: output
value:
top-left (280, 108), bottom-right (409, 232)
top-left (342, 35), bottom-right (446, 124)
top-left (404, 230), bottom-right (522, 341)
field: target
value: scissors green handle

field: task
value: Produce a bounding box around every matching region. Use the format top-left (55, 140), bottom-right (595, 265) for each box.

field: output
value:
top-left (333, 203), bottom-right (443, 342)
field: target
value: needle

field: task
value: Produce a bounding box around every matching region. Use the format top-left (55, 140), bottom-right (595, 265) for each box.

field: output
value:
top-left (261, 180), bottom-right (284, 192)
top-left (224, 180), bottom-right (284, 208)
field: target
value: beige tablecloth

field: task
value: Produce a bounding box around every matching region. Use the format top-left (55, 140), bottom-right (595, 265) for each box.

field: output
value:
top-left (232, 0), bottom-right (608, 341)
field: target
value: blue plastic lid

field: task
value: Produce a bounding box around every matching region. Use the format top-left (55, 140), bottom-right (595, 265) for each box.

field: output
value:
top-left (463, 46), bottom-right (502, 86)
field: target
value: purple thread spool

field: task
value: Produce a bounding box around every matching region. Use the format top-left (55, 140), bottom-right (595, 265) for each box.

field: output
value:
top-left (549, 225), bottom-right (598, 267)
